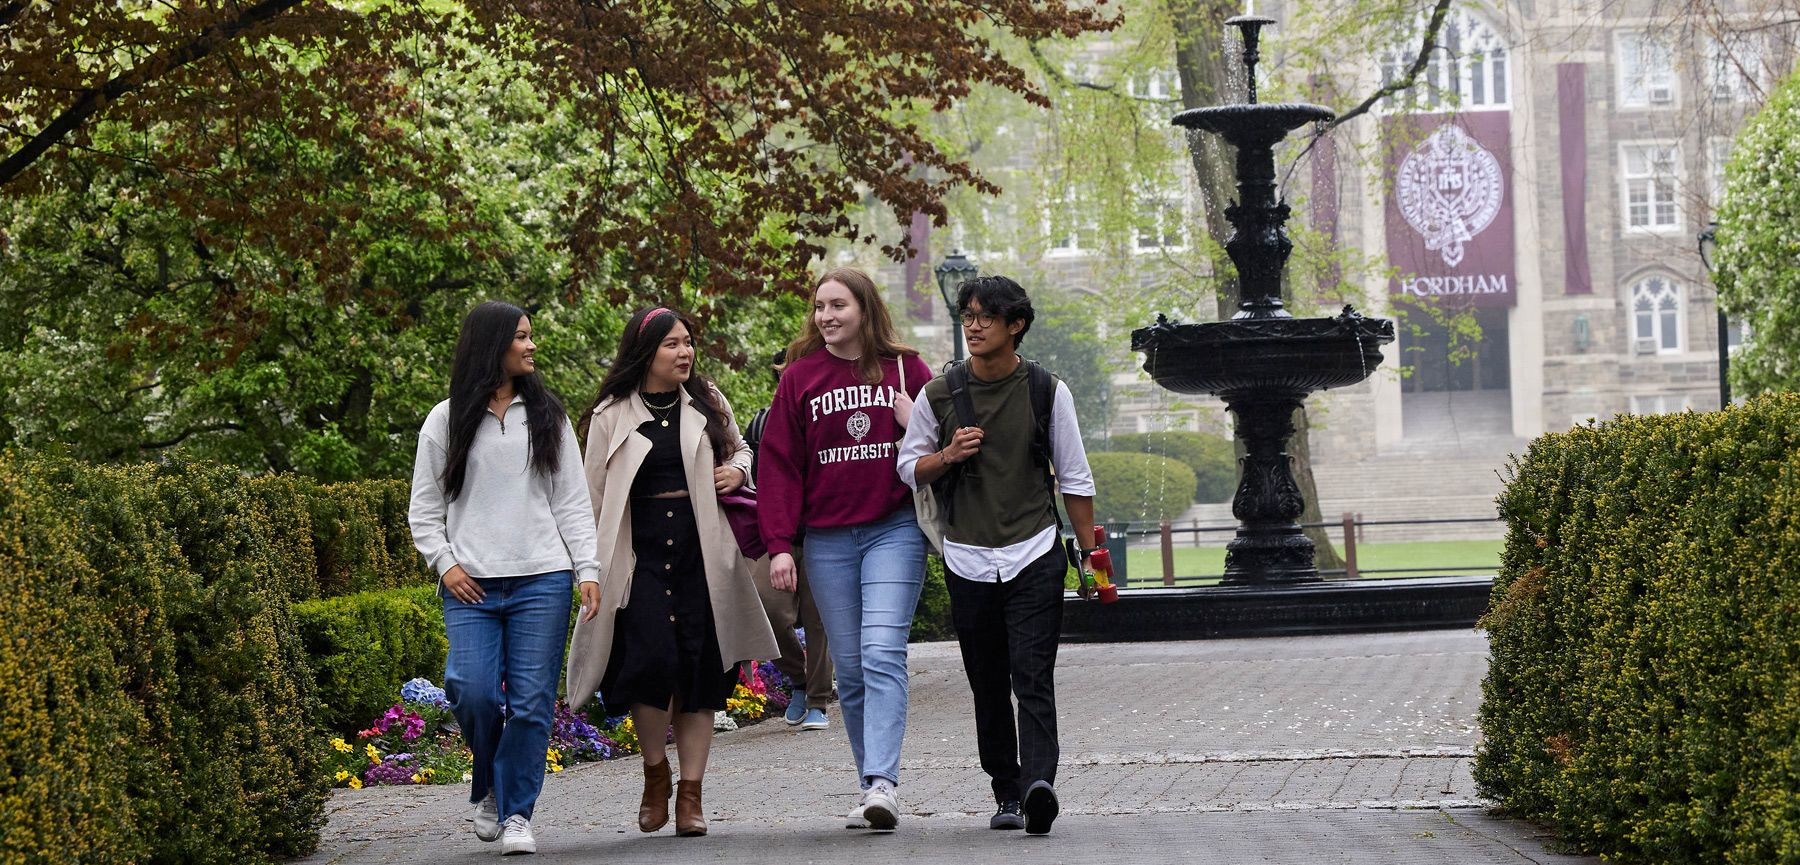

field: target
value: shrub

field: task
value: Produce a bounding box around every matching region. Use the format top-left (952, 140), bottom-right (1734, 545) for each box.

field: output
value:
top-left (295, 586), bottom-right (448, 732)
top-left (0, 453), bottom-right (329, 864)
top-left (1107, 431), bottom-right (1237, 502)
top-left (1478, 394), bottom-right (1800, 864)
top-left (306, 479), bottom-right (433, 597)
top-left (0, 455), bottom-right (144, 865)
top-left (911, 556), bottom-right (953, 642)
top-left (1087, 452), bottom-right (1197, 525)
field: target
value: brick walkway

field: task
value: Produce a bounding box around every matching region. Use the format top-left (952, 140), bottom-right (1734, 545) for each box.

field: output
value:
top-left (300, 630), bottom-right (1593, 864)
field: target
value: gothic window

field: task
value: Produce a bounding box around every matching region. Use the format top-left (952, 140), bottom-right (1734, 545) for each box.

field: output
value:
top-left (1631, 276), bottom-right (1683, 354)
top-left (1378, 9), bottom-right (1511, 113)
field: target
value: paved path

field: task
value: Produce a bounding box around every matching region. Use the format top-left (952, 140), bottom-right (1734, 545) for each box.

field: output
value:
top-left (301, 629), bottom-right (1593, 864)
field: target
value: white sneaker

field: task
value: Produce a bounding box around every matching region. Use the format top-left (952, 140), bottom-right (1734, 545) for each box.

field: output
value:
top-left (472, 792), bottom-right (501, 842)
top-left (845, 803), bottom-right (870, 829)
top-left (500, 814), bottom-right (536, 855)
top-left (861, 779), bottom-right (898, 830)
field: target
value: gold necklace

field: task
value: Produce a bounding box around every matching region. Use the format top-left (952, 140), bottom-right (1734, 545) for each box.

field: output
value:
top-left (641, 392), bottom-right (679, 427)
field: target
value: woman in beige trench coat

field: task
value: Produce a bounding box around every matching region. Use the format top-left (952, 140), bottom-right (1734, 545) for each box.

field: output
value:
top-left (566, 307), bottom-right (778, 837)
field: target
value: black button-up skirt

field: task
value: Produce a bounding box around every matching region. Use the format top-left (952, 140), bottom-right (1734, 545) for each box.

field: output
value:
top-left (599, 496), bottom-right (738, 716)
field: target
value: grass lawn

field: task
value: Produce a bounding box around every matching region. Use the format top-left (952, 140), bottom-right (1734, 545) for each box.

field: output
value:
top-left (1117, 538), bottom-right (1504, 587)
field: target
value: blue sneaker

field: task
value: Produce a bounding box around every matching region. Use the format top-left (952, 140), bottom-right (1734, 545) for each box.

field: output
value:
top-left (800, 707), bottom-right (829, 730)
top-left (784, 692), bottom-right (808, 725)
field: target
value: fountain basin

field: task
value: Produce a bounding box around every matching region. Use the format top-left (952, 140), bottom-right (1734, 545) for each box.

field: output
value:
top-left (1130, 308), bottom-right (1395, 396)
top-left (1172, 103), bottom-right (1335, 142)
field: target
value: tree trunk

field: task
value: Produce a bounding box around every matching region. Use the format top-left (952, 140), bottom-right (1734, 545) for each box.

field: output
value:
top-left (1167, 0), bottom-right (1343, 572)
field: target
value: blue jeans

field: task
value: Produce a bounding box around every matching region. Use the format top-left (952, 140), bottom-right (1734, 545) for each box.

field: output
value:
top-left (441, 571), bottom-right (572, 820)
top-left (803, 507), bottom-right (927, 787)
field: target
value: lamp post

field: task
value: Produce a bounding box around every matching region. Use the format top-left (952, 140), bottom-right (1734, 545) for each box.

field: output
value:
top-left (1697, 222), bottom-right (1731, 408)
top-left (933, 250), bottom-right (979, 362)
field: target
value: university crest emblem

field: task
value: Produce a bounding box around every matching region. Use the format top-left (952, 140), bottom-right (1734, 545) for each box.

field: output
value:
top-left (846, 410), bottom-right (871, 442)
top-left (1396, 124), bottom-right (1504, 268)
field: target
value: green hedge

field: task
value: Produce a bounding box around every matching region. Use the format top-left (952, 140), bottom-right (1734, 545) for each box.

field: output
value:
top-left (0, 452), bottom-right (441, 865)
top-left (1, 454), bottom-right (330, 864)
top-left (1106, 431), bottom-right (1237, 503)
top-left (1478, 394), bottom-right (1800, 864)
top-left (295, 586), bottom-right (447, 732)
top-left (911, 556), bottom-right (953, 642)
top-left (1087, 452), bottom-right (1197, 524)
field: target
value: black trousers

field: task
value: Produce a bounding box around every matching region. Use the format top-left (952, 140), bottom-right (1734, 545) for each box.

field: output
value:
top-left (946, 544), bottom-right (1064, 804)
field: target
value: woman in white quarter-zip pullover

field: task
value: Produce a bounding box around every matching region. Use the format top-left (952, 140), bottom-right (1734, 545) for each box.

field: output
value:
top-left (408, 301), bottom-right (599, 856)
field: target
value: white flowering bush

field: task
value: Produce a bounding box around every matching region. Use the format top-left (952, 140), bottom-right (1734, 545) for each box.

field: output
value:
top-left (1716, 70), bottom-right (1800, 395)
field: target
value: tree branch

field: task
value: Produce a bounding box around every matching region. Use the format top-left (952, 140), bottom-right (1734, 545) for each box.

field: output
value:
top-left (1281, 0), bottom-right (1454, 185)
top-left (0, 0), bottom-right (307, 187)
top-left (140, 422), bottom-right (246, 450)
top-left (1324, 0), bottom-right (1454, 132)
top-left (0, 1), bottom-right (30, 29)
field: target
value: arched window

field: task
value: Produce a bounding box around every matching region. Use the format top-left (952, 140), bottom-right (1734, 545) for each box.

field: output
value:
top-left (1378, 9), bottom-right (1511, 113)
top-left (1630, 276), bottom-right (1682, 354)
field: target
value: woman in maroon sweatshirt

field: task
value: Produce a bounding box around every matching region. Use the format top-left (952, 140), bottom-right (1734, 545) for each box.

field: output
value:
top-left (758, 267), bottom-right (933, 831)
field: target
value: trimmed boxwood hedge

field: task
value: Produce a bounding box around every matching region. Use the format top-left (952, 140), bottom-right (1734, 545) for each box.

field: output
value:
top-left (1478, 394), bottom-right (1800, 864)
top-left (0, 452), bottom-right (439, 865)
top-left (295, 586), bottom-right (447, 732)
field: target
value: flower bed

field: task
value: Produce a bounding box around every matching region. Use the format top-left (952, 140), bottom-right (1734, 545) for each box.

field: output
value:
top-left (327, 665), bottom-right (794, 788)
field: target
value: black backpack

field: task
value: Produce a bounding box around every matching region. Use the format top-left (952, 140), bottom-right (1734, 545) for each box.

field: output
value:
top-left (934, 359), bottom-right (1060, 531)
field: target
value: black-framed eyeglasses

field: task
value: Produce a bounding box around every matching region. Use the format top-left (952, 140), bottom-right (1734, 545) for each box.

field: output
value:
top-left (959, 311), bottom-right (998, 329)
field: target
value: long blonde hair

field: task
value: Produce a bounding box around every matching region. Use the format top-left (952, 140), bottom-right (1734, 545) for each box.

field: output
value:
top-left (785, 267), bottom-right (918, 385)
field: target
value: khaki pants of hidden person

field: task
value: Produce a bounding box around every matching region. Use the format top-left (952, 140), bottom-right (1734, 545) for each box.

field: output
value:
top-left (752, 547), bottom-right (835, 708)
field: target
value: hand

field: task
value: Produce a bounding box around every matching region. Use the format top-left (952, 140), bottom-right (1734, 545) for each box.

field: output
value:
top-left (578, 581), bottom-right (602, 623)
top-left (442, 564), bottom-right (485, 604)
top-left (942, 426), bottom-right (985, 465)
top-left (769, 552), bottom-right (798, 593)
top-left (892, 389), bottom-right (914, 429)
top-left (714, 464), bottom-right (747, 494)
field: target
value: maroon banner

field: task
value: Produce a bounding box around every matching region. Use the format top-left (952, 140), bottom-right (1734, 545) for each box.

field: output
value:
top-left (1383, 112), bottom-right (1516, 307)
top-left (1556, 64), bottom-right (1593, 295)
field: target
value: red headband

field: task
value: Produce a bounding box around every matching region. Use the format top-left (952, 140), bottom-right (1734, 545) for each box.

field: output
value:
top-left (638, 307), bottom-right (672, 335)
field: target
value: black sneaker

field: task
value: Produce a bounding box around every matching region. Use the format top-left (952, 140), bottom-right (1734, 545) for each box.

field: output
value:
top-left (990, 800), bottom-right (1024, 830)
top-left (1023, 781), bottom-right (1059, 835)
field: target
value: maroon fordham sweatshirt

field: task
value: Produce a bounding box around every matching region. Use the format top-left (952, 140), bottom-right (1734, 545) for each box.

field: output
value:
top-left (756, 349), bottom-right (932, 556)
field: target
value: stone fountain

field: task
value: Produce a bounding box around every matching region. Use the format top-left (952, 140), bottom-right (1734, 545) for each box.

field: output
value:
top-left (1065, 17), bottom-right (1491, 641)
top-left (1130, 15), bottom-right (1395, 587)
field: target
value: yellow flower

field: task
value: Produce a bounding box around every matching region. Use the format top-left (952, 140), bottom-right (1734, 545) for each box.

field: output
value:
top-left (365, 743), bottom-right (381, 765)
top-left (330, 737), bottom-right (352, 753)
top-left (334, 770), bottom-right (350, 782)
top-left (410, 774), bottom-right (424, 783)
top-left (348, 777), bottom-right (363, 790)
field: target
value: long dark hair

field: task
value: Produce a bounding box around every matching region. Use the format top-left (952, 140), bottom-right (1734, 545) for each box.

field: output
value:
top-left (583, 307), bottom-right (736, 464)
top-left (443, 301), bottom-right (566, 501)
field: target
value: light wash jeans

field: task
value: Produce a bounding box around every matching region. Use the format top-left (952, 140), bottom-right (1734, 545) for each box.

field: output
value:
top-left (441, 571), bottom-right (572, 821)
top-left (803, 507), bottom-right (927, 787)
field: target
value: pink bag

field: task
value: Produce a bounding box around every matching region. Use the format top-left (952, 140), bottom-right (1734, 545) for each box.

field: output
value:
top-left (718, 489), bottom-right (766, 559)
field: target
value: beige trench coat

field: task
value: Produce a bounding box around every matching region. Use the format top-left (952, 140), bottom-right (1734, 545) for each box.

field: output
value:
top-left (564, 386), bottom-right (778, 710)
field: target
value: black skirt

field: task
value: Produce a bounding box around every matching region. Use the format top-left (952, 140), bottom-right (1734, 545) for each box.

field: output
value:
top-left (599, 496), bottom-right (739, 716)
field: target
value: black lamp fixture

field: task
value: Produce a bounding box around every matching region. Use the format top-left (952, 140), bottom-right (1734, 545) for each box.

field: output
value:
top-left (933, 250), bottom-right (979, 362)
top-left (1696, 221), bottom-right (1731, 408)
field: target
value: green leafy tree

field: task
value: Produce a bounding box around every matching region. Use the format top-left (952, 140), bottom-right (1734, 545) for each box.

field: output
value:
top-left (1020, 291), bottom-right (1115, 444)
top-left (1, 3), bottom-right (1116, 476)
top-left (1716, 69), bottom-right (1800, 396)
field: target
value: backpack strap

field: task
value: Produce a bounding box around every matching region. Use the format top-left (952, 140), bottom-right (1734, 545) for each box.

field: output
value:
top-left (1023, 360), bottom-right (1063, 533)
top-left (935, 362), bottom-right (974, 526)
top-left (744, 406), bottom-right (770, 482)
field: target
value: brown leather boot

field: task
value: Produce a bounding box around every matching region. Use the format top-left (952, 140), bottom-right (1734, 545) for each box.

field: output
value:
top-left (675, 778), bottom-right (707, 836)
top-left (638, 759), bottom-right (672, 832)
